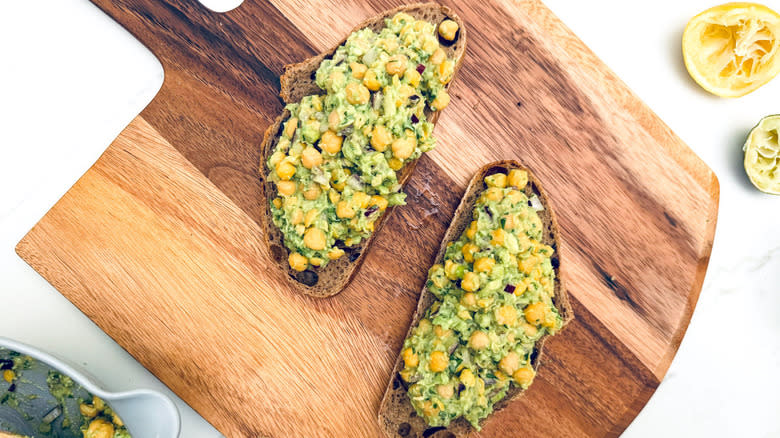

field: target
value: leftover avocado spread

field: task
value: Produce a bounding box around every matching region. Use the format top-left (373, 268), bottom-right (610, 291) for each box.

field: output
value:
top-left (1, 350), bottom-right (130, 438)
top-left (399, 170), bottom-right (564, 429)
top-left (267, 13), bottom-right (459, 272)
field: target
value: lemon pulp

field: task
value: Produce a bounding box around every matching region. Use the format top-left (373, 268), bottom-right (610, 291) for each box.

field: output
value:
top-left (683, 2), bottom-right (780, 97)
top-left (744, 115), bottom-right (780, 194)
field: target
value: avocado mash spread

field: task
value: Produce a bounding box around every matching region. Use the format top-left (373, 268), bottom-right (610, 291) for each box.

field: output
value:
top-left (399, 170), bottom-right (564, 429)
top-left (1, 349), bottom-right (130, 438)
top-left (267, 13), bottom-right (458, 272)
top-left (78, 395), bottom-right (129, 438)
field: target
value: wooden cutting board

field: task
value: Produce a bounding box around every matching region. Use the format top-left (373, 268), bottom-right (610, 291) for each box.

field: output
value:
top-left (16, 1), bottom-right (718, 436)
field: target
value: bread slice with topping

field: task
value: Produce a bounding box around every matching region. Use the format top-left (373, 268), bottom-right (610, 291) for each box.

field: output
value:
top-left (260, 3), bottom-right (467, 297)
top-left (378, 161), bottom-right (573, 437)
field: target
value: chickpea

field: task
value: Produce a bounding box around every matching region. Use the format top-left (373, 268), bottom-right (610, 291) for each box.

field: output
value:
top-left (276, 161), bottom-right (296, 180)
top-left (79, 403), bottom-right (97, 418)
top-left (345, 82), bottom-right (370, 105)
top-left (459, 369), bottom-right (476, 387)
top-left (288, 252), bottom-right (308, 271)
top-left (499, 352), bottom-right (520, 375)
top-left (438, 59), bottom-right (454, 84)
top-left (444, 259), bottom-right (461, 280)
top-left (474, 257), bottom-right (495, 273)
top-left (310, 95), bottom-right (323, 111)
top-left (303, 185), bottom-right (321, 200)
top-left (485, 173), bottom-right (507, 188)
top-left (272, 197), bottom-right (282, 209)
top-left (484, 187), bottom-right (504, 202)
top-left (402, 347), bottom-right (419, 368)
top-left (438, 19), bottom-right (459, 41)
top-left (352, 191), bottom-right (371, 209)
top-left (404, 68), bottom-right (421, 87)
top-left (328, 70), bottom-right (345, 90)
top-left (276, 180), bottom-right (297, 196)
top-left (460, 292), bottom-right (477, 307)
top-left (505, 190), bottom-right (525, 204)
top-left (491, 228), bottom-right (506, 246)
top-left (461, 271), bottom-right (480, 292)
top-left (392, 12), bottom-right (414, 26)
top-left (282, 117), bottom-right (298, 138)
top-left (85, 418), bottom-right (115, 438)
top-left (421, 400), bottom-right (440, 418)
top-left (291, 208), bottom-right (304, 225)
top-left (496, 305), bottom-right (518, 326)
top-left (513, 366), bottom-right (536, 387)
top-left (507, 169), bottom-right (528, 189)
top-left (336, 201), bottom-right (355, 218)
top-left (301, 146), bottom-right (323, 169)
top-left (320, 130), bottom-right (343, 155)
top-left (388, 157), bottom-right (404, 171)
top-left (436, 383), bottom-right (454, 399)
top-left (304, 209), bottom-right (319, 227)
top-left (524, 302), bottom-right (547, 326)
top-left (379, 38), bottom-right (399, 53)
top-left (422, 35), bottom-right (439, 54)
top-left (469, 331), bottom-right (489, 350)
top-left (368, 195), bottom-right (389, 211)
top-left (370, 125), bottom-right (392, 152)
top-left (328, 189), bottom-right (341, 204)
top-left (385, 54), bottom-right (408, 76)
top-left (464, 222), bottom-right (478, 242)
top-left (328, 110), bottom-right (341, 132)
top-left (303, 228), bottom-right (326, 250)
top-left (519, 255), bottom-right (539, 274)
top-left (350, 62), bottom-right (367, 79)
top-left (362, 69), bottom-right (382, 91)
top-left (431, 91), bottom-right (450, 111)
top-left (112, 413), bottom-right (124, 427)
top-left (430, 47), bottom-right (446, 65)
top-left (327, 248), bottom-right (344, 260)
top-left (461, 242), bottom-right (478, 263)
top-left (429, 351), bottom-right (449, 372)
top-left (391, 136), bottom-right (416, 160)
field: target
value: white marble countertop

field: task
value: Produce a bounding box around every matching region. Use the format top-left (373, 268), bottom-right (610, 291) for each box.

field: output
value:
top-left (1, 0), bottom-right (778, 436)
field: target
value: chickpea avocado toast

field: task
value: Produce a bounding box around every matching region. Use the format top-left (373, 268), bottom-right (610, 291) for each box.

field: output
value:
top-left (260, 4), bottom-right (466, 297)
top-left (379, 162), bottom-right (573, 437)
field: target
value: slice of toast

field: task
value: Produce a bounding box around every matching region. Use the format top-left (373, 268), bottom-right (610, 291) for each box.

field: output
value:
top-left (378, 161), bottom-right (574, 438)
top-left (260, 3), bottom-right (466, 297)
top-left (259, 3), bottom-right (467, 298)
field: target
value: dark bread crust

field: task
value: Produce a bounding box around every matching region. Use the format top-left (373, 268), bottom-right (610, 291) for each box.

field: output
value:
top-left (377, 161), bottom-right (574, 438)
top-left (260, 3), bottom-right (467, 298)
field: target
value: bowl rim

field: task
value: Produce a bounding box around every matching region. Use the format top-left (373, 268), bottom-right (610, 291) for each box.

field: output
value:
top-left (0, 336), bottom-right (181, 438)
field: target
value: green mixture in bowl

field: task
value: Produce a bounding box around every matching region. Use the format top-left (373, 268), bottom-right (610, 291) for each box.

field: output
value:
top-left (1, 351), bottom-right (130, 438)
top-left (267, 12), bottom-right (459, 272)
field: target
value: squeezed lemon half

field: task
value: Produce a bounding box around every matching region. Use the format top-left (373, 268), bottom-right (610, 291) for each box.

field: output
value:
top-left (683, 2), bottom-right (780, 97)
top-left (744, 114), bottom-right (780, 194)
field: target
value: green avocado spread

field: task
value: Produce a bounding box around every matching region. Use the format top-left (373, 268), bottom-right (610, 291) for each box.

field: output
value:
top-left (1, 350), bottom-right (130, 438)
top-left (399, 170), bottom-right (564, 429)
top-left (267, 12), bottom-right (459, 272)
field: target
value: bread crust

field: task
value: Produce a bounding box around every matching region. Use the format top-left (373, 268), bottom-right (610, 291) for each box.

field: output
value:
top-left (260, 3), bottom-right (468, 298)
top-left (377, 161), bottom-right (574, 438)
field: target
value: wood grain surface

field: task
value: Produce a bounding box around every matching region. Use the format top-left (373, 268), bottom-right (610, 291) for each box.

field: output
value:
top-left (16, 1), bottom-right (719, 437)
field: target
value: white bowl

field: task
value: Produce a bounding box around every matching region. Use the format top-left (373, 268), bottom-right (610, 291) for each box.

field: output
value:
top-left (0, 337), bottom-right (180, 438)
